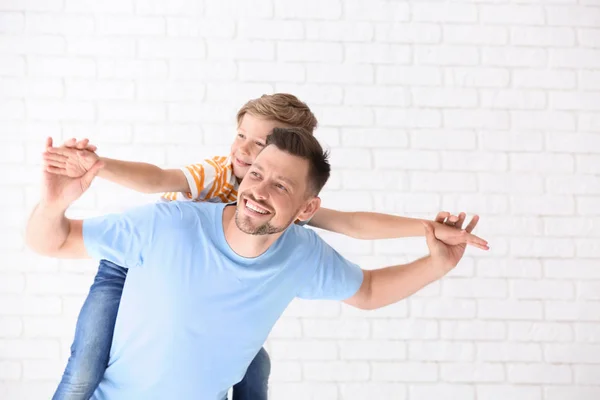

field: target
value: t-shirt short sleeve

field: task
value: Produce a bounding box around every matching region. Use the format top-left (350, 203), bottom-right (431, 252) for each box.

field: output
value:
top-left (296, 236), bottom-right (364, 301)
top-left (83, 203), bottom-right (174, 269)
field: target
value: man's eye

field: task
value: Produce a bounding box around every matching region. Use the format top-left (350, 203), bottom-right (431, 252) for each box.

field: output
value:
top-left (250, 171), bottom-right (260, 178)
top-left (275, 184), bottom-right (287, 191)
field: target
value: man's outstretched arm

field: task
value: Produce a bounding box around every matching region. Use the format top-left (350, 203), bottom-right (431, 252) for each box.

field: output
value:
top-left (26, 203), bottom-right (87, 259)
top-left (344, 217), bottom-right (484, 310)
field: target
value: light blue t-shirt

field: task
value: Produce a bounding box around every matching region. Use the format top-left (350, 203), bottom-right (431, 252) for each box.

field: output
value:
top-left (83, 201), bottom-right (363, 400)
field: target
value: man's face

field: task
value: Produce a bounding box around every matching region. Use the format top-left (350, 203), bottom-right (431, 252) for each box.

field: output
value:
top-left (230, 113), bottom-right (287, 181)
top-left (235, 145), bottom-right (318, 236)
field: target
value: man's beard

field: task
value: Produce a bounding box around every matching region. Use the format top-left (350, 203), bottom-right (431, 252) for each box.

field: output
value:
top-left (234, 196), bottom-right (297, 236)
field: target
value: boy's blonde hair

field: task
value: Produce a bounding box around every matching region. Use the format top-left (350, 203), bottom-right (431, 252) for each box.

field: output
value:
top-left (236, 93), bottom-right (318, 134)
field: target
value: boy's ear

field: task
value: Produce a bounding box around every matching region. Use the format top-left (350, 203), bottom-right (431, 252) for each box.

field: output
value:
top-left (297, 196), bottom-right (321, 223)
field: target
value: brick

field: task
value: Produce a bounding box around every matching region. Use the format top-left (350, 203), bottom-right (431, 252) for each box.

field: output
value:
top-left (341, 170), bottom-right (406, 190)
top-left (303, 319), bottom-right (369, 339)
top-left (0, 361), bottom-right (20, 380)
top-left (206, 39), bottom-right (273, 61)
top-left (340, 340), bottom-right (406, 360)
top-left (578, 281), bottom-right (600, 300)
top-left (411, 385), bottom-right (474, 400)
top-left (547, 6), bottom-right (600, 27)
top-left (342, 383), bottom-right (407, 400)
top-left (445, 110), bottom-right (509, 129)
top-left (22, 316), bottom-right (75, 338)
top-left (440, 321), bottom-right (506, 341)
top-left (512, 279), bottom-right (574, 300)
top-left (26, 14), bottom-right (93, 35)
top-left (0, 0), bottom-right (62, 11)
top-left (269, 361), bottom-right (301, 382)
top-left (413, 3), bottom-right (477, 22)
top-left (515, 111), bottom-right (575, 131)
top-left (239, 62), bottom-right (304, 83)
top-left (270, 340), bottom-right (337, 360)
top-left (304, 361), bottom-right (370, 382)
top-left (412, 88), bottom-right (477, 108)
top-left (373, 149), bottom-right (438, 170)
top-left (510, 195), bottom-right (574, 216)
top-left (99, 59), bottom-right (167, 79)
top-left (0, 317), bottom-right (21, 338)
top-left (411, 130), bottom-right (476, 150)
top-left (509, 364), bottom-right (572, 384)
top-left (547, 132), bottom-right (600, 154)
top-left (483, 48), bottom-right (547, 67)
top-left (409, 342), bottom-right (474, 362)
top-left (411, 298), bottom-right (476, 319)
top-left (318, 191), bottom-right (372, 212)
top-left (372, 319), bottom-right (438, 340)
top-left (513, 69), bottom-right (576, 89)
top-left (0, 339), bottom-right (59, 359)
top-left (545, 387), bottom-right (600, 400)
top-left (97, 15), bottom-right (165, 36)
top-left (66, 0), bottom-right (133, 13)
top-left (239, 20), bottom-right (303, 40)
top-left (544, 217), bottom-right (595, 237)
top-left (509, 322), bottom-right (573, 342)
top-left (27, 101), bottom-right (94, 121)
top-left (575, 323), bottom-right (600, 343)
top-left (443, 278), bottom-right (507, 299)
top-left (416, 46), bottom-right (478, 66)
top-left (27, 57), bottom-right (96, 78)
top-left (480, 90), bottom-right (546, 110)
top-left (373, 193), bottom-right (441, 214)
top-left (477, 343), bottom-right (542, 362)
top-left (443, 194), bottom-right (508, 215)
top-left (0, 12), bottom-right (23, 33)
top-left (318, 106), bottom-right (374, 127)
top-left (477, 385), bottom-right (541, 400)
top-left (577, 239), bottom-right (600, 257)
top-left (135, 0), bottom-right (202, 15)
top-left (137, 80), bottom-right (205, 102)
top-left (578, 196), bottom-right (600, 215)
top-left (376, 23), bottom-right (440, 43)
top-left (64, 123), bottom-right (132, 144)
top-left (275, 0), bottom-right (341, 19)
top-left (444, 26), bottom-right (507, 45)
top-left (166, 17), bottom-right (235, 38)
top-left (551, 49), bottom-right (600, 68)
top-left (481, 131), bottom-right (543, 152)
top-left (511, 237), bottom-right (574, 258)
top-left (372, 362), bottom-right (437, 382)
top-left (0, 273), bottom-right (24, 293)
top-left (478, 300), bottom-right (543, 320)
top-left (442, 151), bottom-right (507, 172)
top-left (269, 383), bottom-right (337, 400)
top-left (480, 5), bottom-right (545, 24)
top-left (377, 66), bottom-right (441, 86)
top-left (341, 128), bottom-right (407, 148)
top-left (577, 155), bottom-right (600, 174)
top-left (65, 79), bottom-right (133, 100)
top-left (307, 64), bottom-right (372, 84)
top-left (546, 174), bottom-right (600, 195)
top-left (375, 108), bottom-right (442, 128)
top-left (344, 0), bottom-right (409, 21)
top-left (410, 171), bottom-right (476, 193)
top-left (552, 92), bottom-right (600, 111)
top-left (0, 77), bottom-right (63, 98)
top-left (511, 27), bottom-right (575, 47)
top-left (511, 153), bottom-right (574, 173)
top-left (444, 67), bottom-right (509, 88)
top-left (575, 365), bottom-right (600, 384)
top-left (545, 259), bottom-right (600, 279)
top-left (546, 344), bottom-right (600, 363)
top-left (278, 42), bottom-right (341, 63)
top-left (441, 363), bottom-right (504, 383)
top-left (138, 38), bottom-right (205, 59)
top-left (99, 102), bottom-right (165, 122)
top-left (0, 99), bottom-right (23, 120)
top-left (0, 35), bottom-right (65, 55)
top-left (579, 28), bottom-right (600, 48)
top-left (23, 359), bottom-right (63, 381)
top-left (0, 55), bottom-right (24, 76)
top-left (345, 43), bottom-right (410, 64)
top-left (546, 301), bottom-right (600, 322)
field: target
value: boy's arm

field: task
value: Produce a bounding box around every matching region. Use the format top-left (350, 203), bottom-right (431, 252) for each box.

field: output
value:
top-left (309, 208), bottom-right (489, 250)
top-left (45, 140), bottom-right (190, 194)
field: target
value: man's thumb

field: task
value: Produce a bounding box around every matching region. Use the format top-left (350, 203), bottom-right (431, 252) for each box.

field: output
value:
top-left (421, 221), bottom-right (437, 248)
top-left (82, 160), bottom-right (104, 185)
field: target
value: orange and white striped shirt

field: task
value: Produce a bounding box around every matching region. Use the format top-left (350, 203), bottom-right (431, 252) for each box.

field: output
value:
top-left (161, 156), bottom-right (238, 203)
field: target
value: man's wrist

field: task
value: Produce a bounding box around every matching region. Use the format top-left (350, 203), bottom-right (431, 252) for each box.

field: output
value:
top-left (37, 199), bottom-right (68, 215)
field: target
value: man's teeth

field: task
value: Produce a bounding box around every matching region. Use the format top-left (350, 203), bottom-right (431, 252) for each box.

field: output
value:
top-left (246, 201), bottom-right (268, 214)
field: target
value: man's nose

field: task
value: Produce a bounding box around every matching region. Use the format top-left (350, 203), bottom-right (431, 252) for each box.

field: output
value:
top-left (253, 181), bottom-right (269, 200)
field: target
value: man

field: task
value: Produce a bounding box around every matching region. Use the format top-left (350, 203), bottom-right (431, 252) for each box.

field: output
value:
top-left (27, 127), bottom-right (486, 399)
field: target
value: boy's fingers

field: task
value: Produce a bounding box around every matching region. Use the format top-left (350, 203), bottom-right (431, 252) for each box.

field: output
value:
top-left (434, 211), bottom-right (449, 224)
top-left (45, 165), bottom-right (70, 175)
top-left (87, 145), bottom-right (97, 152)
top-left (464, 215), bottom-right (480, 233)
top-left (75, 139), bottom-right (89, 150)
top-left (455, 212), bottom-right (466, 229)
top-left (43, 152), bottom-right (68, 163)
top-left (64, 138), bottom-right (77, 147)
top-left (45, 137), bottom-right (53, 149)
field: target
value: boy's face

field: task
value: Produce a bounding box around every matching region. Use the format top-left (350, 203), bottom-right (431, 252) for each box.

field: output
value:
top-left (230, 113), bottom-right (288, 181)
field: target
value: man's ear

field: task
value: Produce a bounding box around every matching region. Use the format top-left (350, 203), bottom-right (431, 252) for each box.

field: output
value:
top-left (296, 196), bottom-right (321, 223)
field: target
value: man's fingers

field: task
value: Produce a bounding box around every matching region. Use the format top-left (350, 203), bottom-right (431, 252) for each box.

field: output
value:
top-left (46, 146), bottom-right (76, 157)
top-left (43, 152), bottom-right (67, 163)
top-left (464, 215), bottom-right (480, 233)
top-left (87, 144), bottom-right (97, 152)
top-left (45, 137), bottom-right (53, 149)
top-left (45, 165), bottom-right (70, 176)
top-left (44, 159), bottom-right (66, 169)
top-left (435, 211), bottom-right (449, 224)
top-left (75, 138), bottom-right (89, 150)
top-left (64, 138), bottom-right (77, 147)
top-left (455, 212), bottom-right (466, 229)
top-left (466, 233), bottom-right (489, 249)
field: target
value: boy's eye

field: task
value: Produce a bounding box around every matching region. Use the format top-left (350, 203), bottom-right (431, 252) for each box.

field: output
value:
top-left (238, 133), bottom-right (245, 139)
top-left (256, 142), bottom-right (265, 147)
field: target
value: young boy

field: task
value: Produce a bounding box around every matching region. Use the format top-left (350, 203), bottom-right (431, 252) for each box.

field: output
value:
top-left (44, 93), bottom-right (486, 400)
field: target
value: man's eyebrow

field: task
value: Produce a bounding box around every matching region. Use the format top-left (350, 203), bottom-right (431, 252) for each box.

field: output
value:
top-left (276, 175), bottom-right (296, 187)
top-left (253, 163), bottom-right (264, 171)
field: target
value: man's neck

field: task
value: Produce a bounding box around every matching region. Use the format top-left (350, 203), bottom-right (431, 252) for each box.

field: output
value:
top-left (222, 205), bottom-right (282, 258)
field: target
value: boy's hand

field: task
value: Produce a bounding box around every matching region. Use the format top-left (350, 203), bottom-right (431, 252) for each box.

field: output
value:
top-left (432, 211), bottom-right (489, 251)
top-left (423, 220), bottom-right (474, 277)
top-left (43, 138), bottom-right (100, 178)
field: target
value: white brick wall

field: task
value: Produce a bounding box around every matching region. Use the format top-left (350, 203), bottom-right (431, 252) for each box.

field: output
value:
top-left (1, 0), bottom-right (599, 399)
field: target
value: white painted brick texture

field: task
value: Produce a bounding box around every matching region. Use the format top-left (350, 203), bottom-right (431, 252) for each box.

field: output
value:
top-left (1, 0), bottom-right (598, 399)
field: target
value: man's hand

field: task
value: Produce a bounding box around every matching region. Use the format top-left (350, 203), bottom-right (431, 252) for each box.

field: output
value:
top-left (40, 137), bottom-right (104, 210)
top-left (43, 137), bottom-right (100, 178)
top-left (432, 211), bottom-right (489, 250)
top-left (422, 215), bottom-right (484, 278)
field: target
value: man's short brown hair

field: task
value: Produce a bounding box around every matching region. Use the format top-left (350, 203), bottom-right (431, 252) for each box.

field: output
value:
top-left (237, 93), bottom-right (318, 134)
top-left (266, 127), bottom-right (330, 196)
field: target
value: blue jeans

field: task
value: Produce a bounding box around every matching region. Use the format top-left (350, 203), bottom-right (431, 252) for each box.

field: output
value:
top-left (53, 260), bottom-right (270, 400)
